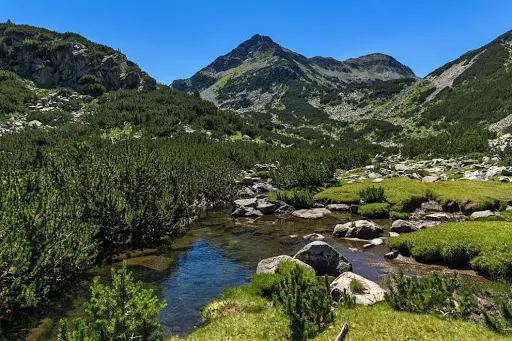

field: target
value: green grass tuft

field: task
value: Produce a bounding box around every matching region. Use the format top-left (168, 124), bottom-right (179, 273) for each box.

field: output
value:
top-left (388, 221), bottom-right (512, 278)
top-left (358, 203), bottom-right (390, 218)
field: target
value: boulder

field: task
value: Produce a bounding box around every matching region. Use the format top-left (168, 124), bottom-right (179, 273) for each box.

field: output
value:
top-left (237, 187), bottom-right (255, 198)
top-left (292, 208), bottom-right (331, 219)
top-left (326, 203), bottom-right (351, 212)
top-left (330, 272), bottom-right (386, 305)
top-left (275, 204), bottom-right (296, 214)
top-left (422, 176), bottom-right (439, 183)
top-left (470, 210), bottom-right (498, 220)
top-left (253, 182), bottom-right (277, 193)
top-left (389, 232), bottom-right (400, 237)
top-left (293, 241), bottom-right (352, 276)
top-left (425, 212), bottom-right (450, 221)
top-left (502, 169), bottom-right (512, 176)
top-left (312, 202), bottom-right (325, 208)
top-left (233, 198), bottom-right (258, 209)
top-left (333, 220), bottom-right (383, 240)
top-left (391, 220), bottom-right (417, 233)
top-left (373, 155), bottom-right (386, 163)
top-left (303, 233), bottom-right (325, 241)
top-left (421, 201), bottom-right (443, 212)
top-left (242, 177), bottom-right (254, 186)
top-left (231, 207), bottom-right (263, 218)
top-left (256, 200), bottom-right (277, 214)
top-left (256, 255), bottom-right (314, 274)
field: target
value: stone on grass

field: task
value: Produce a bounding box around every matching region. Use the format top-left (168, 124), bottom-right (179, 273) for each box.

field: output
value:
top-left (470, 210), bottom-right (498, 220)
top-left (422, 176), bottom-right (440, 183)
top-left (330, 272), bottom-right (386, 305)
top-left (421, 201), bottom-right (443, 212)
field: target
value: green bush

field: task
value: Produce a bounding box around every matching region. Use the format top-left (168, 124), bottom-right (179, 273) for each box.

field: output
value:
top-left (251, 170), bottom-right (271, 179)
top-left (385, 272), bottom-right (472, 319)
top-left (359, 186), bottom-right (386, 204)
top-left (273, 264), bottom-right (333, 341)
top-left (58, 262), bottom-right (165, 341)
top-left (274, 189), bottom-right (316, 209)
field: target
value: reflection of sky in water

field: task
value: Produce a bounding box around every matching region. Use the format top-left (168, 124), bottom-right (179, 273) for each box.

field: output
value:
top-left (158, 239), bottom-right (251, 336)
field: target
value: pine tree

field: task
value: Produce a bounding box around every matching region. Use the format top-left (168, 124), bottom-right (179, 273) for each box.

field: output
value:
top-left (58, 262), bottom-right (166, 341)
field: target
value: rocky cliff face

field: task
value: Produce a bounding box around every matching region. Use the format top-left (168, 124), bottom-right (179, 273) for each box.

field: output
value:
top-left (0, 23), bottom-right (156, 94)
top-left (171, 34), bottom-right (415, 111)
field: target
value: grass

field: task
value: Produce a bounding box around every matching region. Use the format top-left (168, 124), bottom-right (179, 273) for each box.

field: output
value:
top-left (388, 221), bottom-right (512, 278)
top-left (357, 203), bottom-right (390, 218)
top-left (173, 297), bottom-right (509, 341)
top-left (268, 189), bottom-right (316, 209)
top-left (349, 279), bottom-right (366, 294)
top-left (314, 178), bottom-right (512, 212)
top-left (312, 304), bottom-right (510, 341)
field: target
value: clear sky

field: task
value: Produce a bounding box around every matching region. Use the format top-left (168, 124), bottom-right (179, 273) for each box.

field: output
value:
top-left (3, 1), bottom-right (512, 84)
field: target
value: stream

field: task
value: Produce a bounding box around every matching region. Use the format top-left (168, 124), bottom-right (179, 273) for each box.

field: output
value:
top-left (19, 210), bottom-right (483, 340)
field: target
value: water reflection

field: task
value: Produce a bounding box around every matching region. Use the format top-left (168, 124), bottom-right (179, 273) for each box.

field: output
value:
top-left (159, 239), bottom-right (251, 336)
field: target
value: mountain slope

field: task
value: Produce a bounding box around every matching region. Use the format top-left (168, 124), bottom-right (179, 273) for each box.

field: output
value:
top-left (171, 34), bottom-right (415, 114)
top-left (0, 22), bottom-right (156, 95)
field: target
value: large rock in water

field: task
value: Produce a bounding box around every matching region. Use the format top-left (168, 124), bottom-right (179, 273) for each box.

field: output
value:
top-left (256, 255), bottom-right (315, 274)
top-left (333, 220), bottom-right (383, 240)
top-left (292, 208), bottom-right (331, 219)
top-left (330, 272), bottom-right (386, 305)
top-left (231, 207), bottom-right (263, 218)
top-left (293, 241), bottom-right (352, 276)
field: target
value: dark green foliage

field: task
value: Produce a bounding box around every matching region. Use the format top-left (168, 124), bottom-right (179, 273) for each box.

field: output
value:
top-left (273, 264), bottom-right (333, 341)
top-left (401, 126), bottom-right (494, 158)
top-left (385, 272), bottom-right (472, 319)
top-left (58, 262), bottom-right (165, 341)
top-left (275, 189), bottom-right (316, 209)
top-left (421, 35), bottom-right (512, 127)
top-left (0, 171), bottom-right (98, 315)
top-left (483, 287), bottom-right (512, 334)
top-left (0, 70), bottom-right (36, 119)
top-left (359, 186), bottom-right (386, 204)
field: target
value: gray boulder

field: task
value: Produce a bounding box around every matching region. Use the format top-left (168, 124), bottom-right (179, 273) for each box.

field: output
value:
top-left (422, 176), bottom-right (440, 183)
top-left (390, 220), bottom-right (418, 233)
top-left (330, 272), bottom-right (386, 305)
top-left (326, 203), bottom-right (351, 212)
top-left (256, 255), bottom-right (314, 274)
top-left (231, 207), bottom-right (263, 218)
top-left (237, 187), bottom-right (255, 198)
top-left (421, 201), bottom-right (443, 211)
top-left (303, 233), bottom-right (325, 241)
top-left (275, 204), bottom-right (296, 214)
top-left (293, 241), bottom-right (352, 276)
top-left (470, 210), bottom-right (499, 220)
top-left (292, 208), bottom-right (331, 219)
top-left (333, 220), bottom-right (383, 240)
top-left (242, 177), bottom-right (254, 186)
top-left (233, 198), bottom-right (258, 209)
top-left (256, 199), bottom-right (277, 214)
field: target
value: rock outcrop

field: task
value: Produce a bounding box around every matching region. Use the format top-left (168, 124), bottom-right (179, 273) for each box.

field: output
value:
top-left (293, 241), bottom-right (352, 276)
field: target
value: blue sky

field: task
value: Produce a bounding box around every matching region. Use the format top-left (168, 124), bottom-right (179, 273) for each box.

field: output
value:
top-left (3, 1), bottom-right (512, 83)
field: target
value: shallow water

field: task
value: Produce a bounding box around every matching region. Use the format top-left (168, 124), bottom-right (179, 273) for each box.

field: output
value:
top-left (18, 210), bottom-right (484, 340)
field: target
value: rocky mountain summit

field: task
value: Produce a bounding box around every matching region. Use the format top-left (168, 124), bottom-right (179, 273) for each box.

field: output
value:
top-left (172, 34), bottom-right (415, 112)
top-left (172, 30), bottom-right (512, 145)
top-left (0, 23), bottom-right (156, 95)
